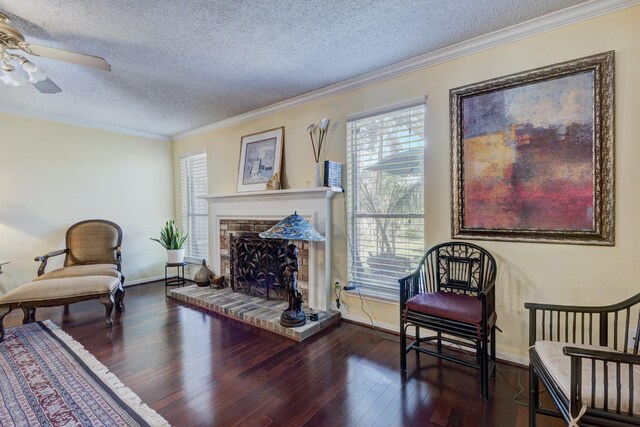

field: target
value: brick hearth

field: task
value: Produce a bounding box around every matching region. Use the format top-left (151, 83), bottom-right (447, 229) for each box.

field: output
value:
top-left (168, 285), bottom-right (340, 341)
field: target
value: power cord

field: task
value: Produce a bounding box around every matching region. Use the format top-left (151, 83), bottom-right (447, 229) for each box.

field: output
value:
top-left (415, 338), bottom-right (544, 407)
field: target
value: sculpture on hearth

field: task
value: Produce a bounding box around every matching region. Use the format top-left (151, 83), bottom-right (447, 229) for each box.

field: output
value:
top-left (281, 244), bottom-right (305, 327)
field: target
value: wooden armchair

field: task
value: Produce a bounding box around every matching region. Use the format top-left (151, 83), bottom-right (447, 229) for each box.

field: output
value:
top-left (526, 294), bottom-right (640, 426)
top-left (35, 219), bottom-right (123, 279)
top-left (34, 219), bottom-right (125, 309)
top-left (399, 242), bottom-right (497, 400)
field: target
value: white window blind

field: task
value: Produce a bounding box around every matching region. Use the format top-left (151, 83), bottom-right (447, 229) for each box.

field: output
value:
top-left (346, 103), bottom-right (425, 299)
top-left (180, 153), bottom-right (208, 264)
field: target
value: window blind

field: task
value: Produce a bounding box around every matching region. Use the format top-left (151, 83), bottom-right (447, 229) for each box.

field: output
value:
top-left (346, 103), bottom-right (425, 299)
top-left (180, 153), bottom-right (208, 264)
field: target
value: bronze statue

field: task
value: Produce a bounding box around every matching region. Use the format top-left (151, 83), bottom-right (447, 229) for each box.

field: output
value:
top-left (281, 244), bottom-right (306, 327)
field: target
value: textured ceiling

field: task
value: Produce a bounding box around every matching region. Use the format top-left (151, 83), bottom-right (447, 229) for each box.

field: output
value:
top-left (0, 0), bottom-right (591, 138)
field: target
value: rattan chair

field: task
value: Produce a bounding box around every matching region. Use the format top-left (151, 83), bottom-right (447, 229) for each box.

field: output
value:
top-left (399, 242), bottom-right (497, 400)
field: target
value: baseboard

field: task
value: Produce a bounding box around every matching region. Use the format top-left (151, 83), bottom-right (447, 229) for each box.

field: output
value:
top-left (125, 275), bottom-right (197, 287)
top-left (124, 275), bottom-right (165, 286)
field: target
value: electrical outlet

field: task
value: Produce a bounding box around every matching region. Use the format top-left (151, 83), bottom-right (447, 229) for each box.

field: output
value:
top-left (334, 281), bottom-right (341, 289)
top-left (628, 327), bottom-right (638, 350)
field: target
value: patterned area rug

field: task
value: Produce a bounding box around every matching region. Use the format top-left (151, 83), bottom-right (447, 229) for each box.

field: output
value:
top-left (0, 321), bottom-right (169, 426)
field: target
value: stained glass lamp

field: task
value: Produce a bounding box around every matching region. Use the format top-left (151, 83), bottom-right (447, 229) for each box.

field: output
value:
top-left (259, 212), bottom-right (325, 327)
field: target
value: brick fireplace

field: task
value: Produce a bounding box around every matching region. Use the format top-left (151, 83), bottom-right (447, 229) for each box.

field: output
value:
top-left (219, 219), bottom-right (310, 301)
top-left (204, 187), bottom-right (341, 312)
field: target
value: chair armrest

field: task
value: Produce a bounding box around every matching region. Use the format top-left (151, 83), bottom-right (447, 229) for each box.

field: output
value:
top-left (34, 248), bottom-right (68, 276)
top-left (563, 345), bottom-right (640, 416)
top-left (399, 271), bottom-right (419, 307)
top-left (563, 346), bottom-right (640, 364)
top-left (526, 293), bottom-right (640, 347)
top-left (479, 278), bottom-right (496, 326)
top-left (525, 292), bottom-right (640, 314)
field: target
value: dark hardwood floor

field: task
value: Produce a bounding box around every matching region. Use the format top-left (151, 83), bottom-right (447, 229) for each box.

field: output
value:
top-left (2, 282), bottom-right (563, 427)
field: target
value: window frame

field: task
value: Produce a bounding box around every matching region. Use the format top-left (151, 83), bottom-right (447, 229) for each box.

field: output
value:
top-left (180, 151), bottom-right (209, 265)
top-left (346, 99), bottom-right (426, 301)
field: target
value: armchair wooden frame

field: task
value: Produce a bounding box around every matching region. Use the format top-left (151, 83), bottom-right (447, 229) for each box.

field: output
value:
top-left (35, 219), bottom-right (124, 281)
top-left (526, 294), bottom-right (640, 426)
top-left (399, 242), bottom-right (497, 400)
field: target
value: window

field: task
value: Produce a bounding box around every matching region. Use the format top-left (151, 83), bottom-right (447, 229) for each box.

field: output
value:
top-left (180, 152), bottom-right (208, 264)
top-left (346, 101), bottom-right (425, 299)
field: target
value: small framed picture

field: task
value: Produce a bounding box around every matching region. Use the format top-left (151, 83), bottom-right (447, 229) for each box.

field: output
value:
top-left (237, 127), bottom-right (284, 192)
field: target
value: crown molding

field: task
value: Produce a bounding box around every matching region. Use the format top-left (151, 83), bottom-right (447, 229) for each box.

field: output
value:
top-left (0, 104), bottom-right (172, 142)
top-left (173, 0), bottom-right (639, 141)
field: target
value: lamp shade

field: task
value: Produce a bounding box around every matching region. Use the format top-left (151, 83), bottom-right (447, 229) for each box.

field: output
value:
top-left (259, 212), bottom-right (325, 242)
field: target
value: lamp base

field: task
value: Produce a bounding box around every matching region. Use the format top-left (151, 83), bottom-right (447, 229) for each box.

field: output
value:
top-left (280, 309), bottom-right (306, 327)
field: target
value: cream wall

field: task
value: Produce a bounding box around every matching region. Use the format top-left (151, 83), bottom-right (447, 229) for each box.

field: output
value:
top-left (0, 113), bottom-right (174, 293)
top-left (173, 7), bottom-right (640, 362)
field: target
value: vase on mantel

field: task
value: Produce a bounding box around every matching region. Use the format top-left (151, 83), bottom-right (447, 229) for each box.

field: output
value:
top-left (312, 162), bottom-right (322, 187)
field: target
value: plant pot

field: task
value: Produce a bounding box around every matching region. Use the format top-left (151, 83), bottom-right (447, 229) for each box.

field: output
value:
top-left (167, 249), bottom-right (185, 264)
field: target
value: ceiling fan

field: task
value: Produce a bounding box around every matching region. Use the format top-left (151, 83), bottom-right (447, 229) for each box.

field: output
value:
top-left (0, 11), bottom-right (110, 94)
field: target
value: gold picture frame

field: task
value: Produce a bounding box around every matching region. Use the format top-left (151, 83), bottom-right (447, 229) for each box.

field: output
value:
top-left (450, 51), bottom-right (614, 245)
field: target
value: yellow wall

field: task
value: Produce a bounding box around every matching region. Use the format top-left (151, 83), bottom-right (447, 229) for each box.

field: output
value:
top-left (174, 7), bottom-right (639, 362)
top-left (0, 113), bottom-right (174, 292)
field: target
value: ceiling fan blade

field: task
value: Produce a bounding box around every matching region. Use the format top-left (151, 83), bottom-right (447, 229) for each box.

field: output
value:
top-left (31, 77), bottom-right (62, 94)
top-left (25, 43), bottom-right (111, 71)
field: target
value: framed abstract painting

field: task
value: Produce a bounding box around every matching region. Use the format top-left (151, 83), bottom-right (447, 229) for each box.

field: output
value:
top-left (237, 127), bottom-right (284, 192)
top-left (450, 51), bottom-right (614, 245)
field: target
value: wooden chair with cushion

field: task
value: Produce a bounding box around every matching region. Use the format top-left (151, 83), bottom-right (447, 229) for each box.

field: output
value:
top-left (526, 294), bottom-right (640, 426)
top-left (35, 219), bottom-right (124, 278)
top-left (34, 219), bottom-right (125, 310)
top-left (399, 242), bottom-right (497, 400)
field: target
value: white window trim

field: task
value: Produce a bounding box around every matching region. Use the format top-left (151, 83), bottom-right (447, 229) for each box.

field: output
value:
top-left (346, 101), bottom-right (426, 301)
top-left (180, 152), bottom-right (209, 264)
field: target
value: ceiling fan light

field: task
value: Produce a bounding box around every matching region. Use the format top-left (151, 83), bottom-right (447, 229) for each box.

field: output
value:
top-left (0, 68), bottom-right (28, 87)
top-left (21, 61), bottom-right (47, 82)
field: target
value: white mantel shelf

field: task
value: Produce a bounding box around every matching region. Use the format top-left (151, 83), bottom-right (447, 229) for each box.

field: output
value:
top-left (204, 186), bottom-right (343, 312)
top-left (202, 187), bottom-right (343, 202)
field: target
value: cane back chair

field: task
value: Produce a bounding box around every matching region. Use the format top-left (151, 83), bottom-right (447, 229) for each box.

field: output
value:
top-left (399, 242), bottom-right (497, 400)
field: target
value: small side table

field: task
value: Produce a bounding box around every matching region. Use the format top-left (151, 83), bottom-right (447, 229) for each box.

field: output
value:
top-left (165, 262), bottom-right (187, 293)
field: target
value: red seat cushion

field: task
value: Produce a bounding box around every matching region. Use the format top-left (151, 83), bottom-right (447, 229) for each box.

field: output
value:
top-left (405, 291), bottom-right (482, 325)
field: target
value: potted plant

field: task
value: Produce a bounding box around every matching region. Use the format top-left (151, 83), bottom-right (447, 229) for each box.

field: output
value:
top-left (150, 220), bottom-right (188, 263)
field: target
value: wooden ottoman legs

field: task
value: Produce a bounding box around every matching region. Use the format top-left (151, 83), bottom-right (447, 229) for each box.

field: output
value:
top-left (115, 282), bottom-right (125, 312)
top-left (21, 307), bottom-right (36, 324)
top-left (0, 306), bottom-right (10, 342)
top-left (100, 291), bottom-right (115, 327)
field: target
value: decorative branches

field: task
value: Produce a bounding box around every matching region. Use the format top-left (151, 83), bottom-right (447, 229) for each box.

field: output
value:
top-left (307, 117), bottom-right (330, 163)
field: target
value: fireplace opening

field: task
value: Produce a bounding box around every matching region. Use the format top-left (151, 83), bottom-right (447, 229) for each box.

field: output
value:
top-left (220, 219), bottom-right (309, 301)
top-left (230, 233), bottom-right (288, 300)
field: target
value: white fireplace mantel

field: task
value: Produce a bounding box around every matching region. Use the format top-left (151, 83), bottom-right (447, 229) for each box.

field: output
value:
top-left (202, 187), bottom-right (342, 311)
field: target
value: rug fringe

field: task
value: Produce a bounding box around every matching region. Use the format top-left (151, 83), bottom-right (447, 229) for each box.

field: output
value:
top-left (42, 321), bottom-right (170, 427)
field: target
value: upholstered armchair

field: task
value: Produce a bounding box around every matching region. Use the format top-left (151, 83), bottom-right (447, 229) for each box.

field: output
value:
top-left (35, 219), bottom-right (123, 278)
top-left (34, 219), bottom-right (125, 307)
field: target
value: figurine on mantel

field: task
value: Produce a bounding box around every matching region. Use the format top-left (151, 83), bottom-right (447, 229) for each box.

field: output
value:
top-left (266, 172), bottom-right (281, 190)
